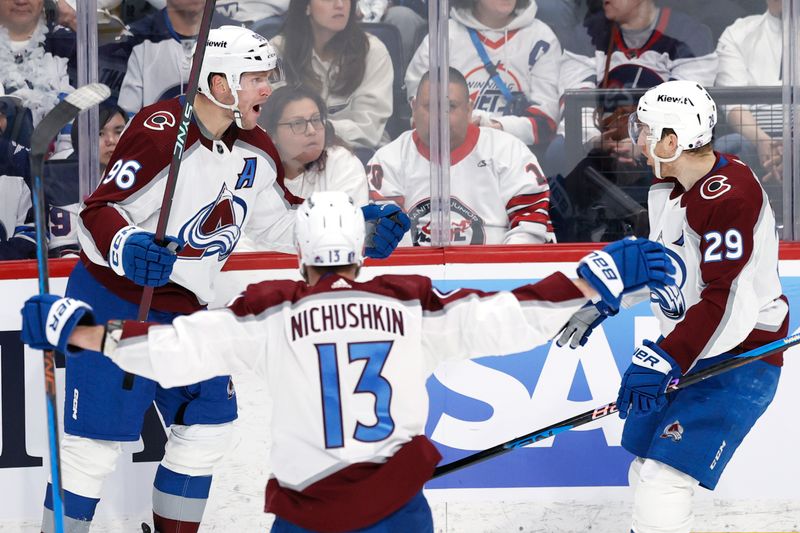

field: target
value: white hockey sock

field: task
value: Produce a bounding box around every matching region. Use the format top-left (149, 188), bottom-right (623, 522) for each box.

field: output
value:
top-left (631, 459), bottom-right (699, 533)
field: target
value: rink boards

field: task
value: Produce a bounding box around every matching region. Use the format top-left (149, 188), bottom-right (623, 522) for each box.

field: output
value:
top-left (0, 244), bottom-right (798, 525)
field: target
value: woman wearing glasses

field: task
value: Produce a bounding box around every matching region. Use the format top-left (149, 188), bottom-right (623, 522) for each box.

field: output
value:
top-left (261, 85), bottom-right (369, 205)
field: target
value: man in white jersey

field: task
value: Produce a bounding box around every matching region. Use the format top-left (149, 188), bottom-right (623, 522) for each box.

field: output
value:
top-left (21, 190), bottom-right (676, 532)
top-left (369, 68), bottom-right (554, 246)
top-left (559, 80), bottom-right (789, 533)
top-left (43, 26), bottom-right (409, 533)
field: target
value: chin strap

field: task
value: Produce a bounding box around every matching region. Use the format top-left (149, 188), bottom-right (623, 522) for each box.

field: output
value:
top-left (201, 88), bottom-right (245, 129)
top-left (649, 139), bottom-right (682, 179)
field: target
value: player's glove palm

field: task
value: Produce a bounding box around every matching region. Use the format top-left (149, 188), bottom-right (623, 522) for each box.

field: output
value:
top-left (616, 340), bottom-right (681, 419)
top-left (361, 204), bottom-right (411, 259)
top-left (109, 226), bottom-right (182, 287)
top-left (21, 294), bottom-right (95, 355)
top-left (556, 301), bottom-right (617, 349)
top-left (578, 238), bottom-right (675, 311)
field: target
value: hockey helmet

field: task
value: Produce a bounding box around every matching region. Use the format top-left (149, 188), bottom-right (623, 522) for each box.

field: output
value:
top-left (628, 80), bottom-right (717, 177)
top-left (198, 26), bottom-right (283, 127)
top-left (295, 191), bottom-right (365, 277)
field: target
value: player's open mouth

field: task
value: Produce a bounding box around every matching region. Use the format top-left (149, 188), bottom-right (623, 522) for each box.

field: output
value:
top-left (253, 104), bottom-right (262, 113)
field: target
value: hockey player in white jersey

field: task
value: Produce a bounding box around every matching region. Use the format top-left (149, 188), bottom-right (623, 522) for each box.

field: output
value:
top-left (559, 80), bottom-right (789, 533)
top-left (22, 190), bottom-right (676, 532)
top-left (43, 26), bottom-right (409, 533)
top-left (370, 68), bottom-right (554, 245)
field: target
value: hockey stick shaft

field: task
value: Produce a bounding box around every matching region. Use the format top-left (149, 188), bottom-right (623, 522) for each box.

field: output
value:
top-left (29, 83), bottom-right (110, 533)
top-left (136, 0), bottom-right (217, 321)
top-left (432, 332), bottom-right (800, 479)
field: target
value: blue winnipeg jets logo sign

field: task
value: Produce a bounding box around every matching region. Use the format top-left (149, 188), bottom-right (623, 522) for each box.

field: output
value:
top-left (178, 184), bottom-right (247, 260)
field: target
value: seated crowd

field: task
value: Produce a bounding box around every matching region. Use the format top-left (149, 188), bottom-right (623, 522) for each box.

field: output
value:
top-left (0, 0), bottom-right (783, 260)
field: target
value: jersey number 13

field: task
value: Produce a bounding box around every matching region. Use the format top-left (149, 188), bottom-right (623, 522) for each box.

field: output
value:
top-left (315, 341), bottom-right (395, 449)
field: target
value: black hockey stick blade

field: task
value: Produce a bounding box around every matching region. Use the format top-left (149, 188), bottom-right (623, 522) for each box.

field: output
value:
top-left (432, 331), bottom-right (800, 479)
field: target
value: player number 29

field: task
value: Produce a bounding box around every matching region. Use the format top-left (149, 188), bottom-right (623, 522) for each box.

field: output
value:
top-left (315, 341), bottom-right (395, 449)
top-left (101, 159), bottom-right (141, 190)
top-left (703, 229), bottom-right (743, 262)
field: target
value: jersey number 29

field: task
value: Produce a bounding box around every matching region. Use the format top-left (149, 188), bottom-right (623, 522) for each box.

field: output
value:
top-left (315, 341), bottom-right (395, 448)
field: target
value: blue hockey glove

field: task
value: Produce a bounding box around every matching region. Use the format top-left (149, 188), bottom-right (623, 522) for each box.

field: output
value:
top-left (108, 226), bottom-right (182, 287)
top-left (361, 203), bottom-right (411, 259)
top-left (616, 340), bottom-right (681, 419)
top-left (21, 294), bottom-right (95, 355)
top-left (578, 238), bottom-right (675, 311)
top-left (556, 301), bottom-right (617, 349)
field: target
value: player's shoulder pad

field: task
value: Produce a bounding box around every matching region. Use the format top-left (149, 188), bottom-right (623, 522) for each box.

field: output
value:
top-left (693, 155), bottom-right (761, 205)
top-left (134, 98), bottom-right (183, 136)
top-left (228, 279), bottom-right (306, 317)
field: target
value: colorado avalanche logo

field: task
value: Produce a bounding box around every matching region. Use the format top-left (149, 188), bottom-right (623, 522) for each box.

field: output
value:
top-left (650, 242), bottom-right (687, 320)
top-left (700, 175), bottom-right (731, 200)
top-left (143, 111), bottom-right (176, 131)
top-left (179, 184), bottom-right (247, 261)
top-left (660, 421), bottom-right (684, 442)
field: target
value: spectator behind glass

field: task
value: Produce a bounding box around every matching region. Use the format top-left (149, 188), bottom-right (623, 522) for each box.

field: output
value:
top-left (0, 0), bottom-right (75, 126)
top-left (215, 0), bottom-right (290, 25)
top-left (260, 85), bottom-right (368, 205)
top-left (549, 0), bottom-right (718, 243)
top-left (47, 104), bottom-right (128, 257)
top-left (406, 0), bottom-right (562, 149)
top-left (369, 68), bottom-right (554, 246)
top-left (715, 0), bottom-right (783, 184)
top-left (103, 0), bottom-right (235, 114)
top-left (271, 0), bottom-right (394, 150)
top-left (0, 87), bottom-right (33, 177)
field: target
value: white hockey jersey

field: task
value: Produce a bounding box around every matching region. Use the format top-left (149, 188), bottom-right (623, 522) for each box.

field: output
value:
top-left (215, 0), bottom-right (289, 22)
top-left (77, 97), bottom-right (296, 312)
top-left (368, 125), bottom-right (554, 245)
top-left (113, 9), bottom-right (236, 114)
top-left (281, 146), bottom-right (369, 206)
top-left (715, 10), bottom-right (782, 136)
top-left (645, 153), bottom-right (787, 371)
top-left (560, 8), bottom-right (718, 93)
top-left (406, 3), bottom-right (561, 146)
top-left (106, 271), bottom-right (588, 530)
top-left (0, 175), bottom-right (35, 260)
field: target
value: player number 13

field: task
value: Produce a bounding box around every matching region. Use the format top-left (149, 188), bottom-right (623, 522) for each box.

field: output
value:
top-left (315, 341), bottom-right (395, 449)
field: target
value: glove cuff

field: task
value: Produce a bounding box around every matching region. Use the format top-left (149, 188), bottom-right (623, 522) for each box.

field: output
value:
top-left (44, 297), bottom-right (94, 350)
top-left (578, 250), bottom-right (623, 309)
top-left (631, 341), bottom-right (680, 374)
top-left (109, 225), bottom-right (146, 277)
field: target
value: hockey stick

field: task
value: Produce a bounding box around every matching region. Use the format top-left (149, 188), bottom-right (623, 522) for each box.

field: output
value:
top-left (432, 331), bottom-right (800, 479)
top-left (29, 83), bottom-right (111, 533)
top-left (135, 0), bottom-right (217, 322)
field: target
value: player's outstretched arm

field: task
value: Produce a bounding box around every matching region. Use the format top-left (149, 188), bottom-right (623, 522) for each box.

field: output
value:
top-left (21, 293), bottom-right (269, 388)
top-left (557, 238), bottom-right (676, 349)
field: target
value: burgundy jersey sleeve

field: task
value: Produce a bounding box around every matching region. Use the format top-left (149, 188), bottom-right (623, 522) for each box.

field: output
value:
top-left (79, 100), bottom-right (182, 259)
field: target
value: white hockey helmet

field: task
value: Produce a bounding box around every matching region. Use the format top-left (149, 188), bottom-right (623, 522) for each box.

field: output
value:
top-left (198, 25), bottom-right (283, 127)
top-left (295, 191), bottom-right (366, 277)
top-left (628, 80), bottom-right (717, 178)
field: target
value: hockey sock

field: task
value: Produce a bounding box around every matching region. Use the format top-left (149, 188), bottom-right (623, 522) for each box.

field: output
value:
top-left (152, 465), bottom-right (212, 533)
top-left (42, 484), bottom-right (99, 533)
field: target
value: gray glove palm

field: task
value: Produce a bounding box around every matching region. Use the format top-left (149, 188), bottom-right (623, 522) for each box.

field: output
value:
top-left (556, 303), bottom-right (616, 349)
